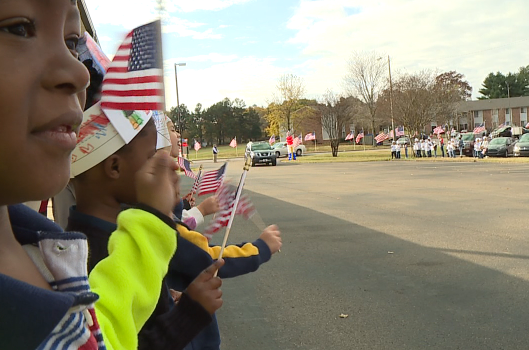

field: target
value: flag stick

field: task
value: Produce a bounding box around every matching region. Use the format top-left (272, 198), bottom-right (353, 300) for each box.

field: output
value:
top-left (189, 165), bottom-right (202, 196)
top-left (217, 157), bottom-right (251, 262)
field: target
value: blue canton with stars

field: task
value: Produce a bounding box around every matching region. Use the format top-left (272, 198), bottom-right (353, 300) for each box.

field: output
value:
top-left (128, 22), bottom-right (161, 71)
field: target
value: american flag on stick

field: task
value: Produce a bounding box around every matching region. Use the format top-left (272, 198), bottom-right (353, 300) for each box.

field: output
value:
top-left (375, 132), bottom-right (388, 143)
top-left (203, 183), bottom-right (255, 239)
top-left (355, 132), bottom-right (364, 144)
top-left (292, 134), bottom-right (302, 148)
top-left (473, 124), bottom-right (486, 134)
top-left (433, 126), bottom-right (445, 135)
top-left (197, 163), bottom-right (227, 196)
top-left (100, 21), bottom-right (164, 111)
top-left (345, 131), bottom-right (354, 141)
top-left (177, 157), bottom-right (196, 179)
top-left (304, 132), bottom-right (316, 141)
top-left (189, 165), bottom-right (203, 196)
top-left (269, 135), bottom-right (275, 145)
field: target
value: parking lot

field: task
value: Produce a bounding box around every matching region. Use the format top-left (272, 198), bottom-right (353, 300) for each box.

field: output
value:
top-left (187, 160), bottom-right (529, 350)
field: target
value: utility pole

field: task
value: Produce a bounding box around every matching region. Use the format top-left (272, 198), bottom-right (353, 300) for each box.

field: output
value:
top-left (388, 55), bottom-right (396, 141)
top-left (174, 62), bottom-right (186, 156)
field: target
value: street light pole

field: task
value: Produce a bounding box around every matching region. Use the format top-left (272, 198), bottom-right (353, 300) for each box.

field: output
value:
top-left (174, 62), bottom-right (186, 157)
top-left (388, 55), bottom-right (396, 140)
top-left (505, 81), bottom-right (511, 126)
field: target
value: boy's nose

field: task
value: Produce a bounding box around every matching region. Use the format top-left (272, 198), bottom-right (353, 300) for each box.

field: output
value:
top-left (42, 46), bottom-right (90, 96)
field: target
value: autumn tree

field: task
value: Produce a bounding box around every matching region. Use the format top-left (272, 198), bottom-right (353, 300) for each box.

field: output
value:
top-left (344, 51), bottom-right (387, 145)
top-left (433, 71), bottom-right (472, 126)
top-left (276, 73), bottom-right (306, 132)
top-left (318, 90), bottom-right (358, 157)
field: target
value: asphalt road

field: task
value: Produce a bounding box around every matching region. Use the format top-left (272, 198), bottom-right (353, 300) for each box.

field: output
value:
top-left (184, 158), bottom-right (529, 350)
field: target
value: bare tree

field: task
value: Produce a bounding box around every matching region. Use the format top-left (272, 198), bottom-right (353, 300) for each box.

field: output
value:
top-left (318, 90), bottom-right (358, 157)
top-left (344, 51), bottom-right (386, 144)
top-left (392, 70), bottom-right (438, 136)
top-left (276, 73), bottom-right (306, 131)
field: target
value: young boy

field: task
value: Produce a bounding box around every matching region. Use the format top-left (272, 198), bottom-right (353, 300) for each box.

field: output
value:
top-left (69, 113), bottom-right (282, 350)
top-left (0, 2), bottom-right (222, 349)
top-left (164, 118), bottom-right (282, 350)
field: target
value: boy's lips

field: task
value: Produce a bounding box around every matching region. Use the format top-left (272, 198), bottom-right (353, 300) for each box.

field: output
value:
top-left (32, 111), bottom-right (83, 151)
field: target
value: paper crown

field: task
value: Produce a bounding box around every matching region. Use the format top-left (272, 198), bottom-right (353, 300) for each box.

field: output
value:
top-left (71, 104), bottom-right (155, 177)
top-left (153, 111), bottom-right (171, 150)
top-left (71, 21), bottom-right (168, 176)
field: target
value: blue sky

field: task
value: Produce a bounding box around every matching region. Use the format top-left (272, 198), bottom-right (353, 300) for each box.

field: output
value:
top-left (86, 0), bottom-right (529, 111)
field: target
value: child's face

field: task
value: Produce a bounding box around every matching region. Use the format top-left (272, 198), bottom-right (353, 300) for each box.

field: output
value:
top-left (0, 0), bottom-right (89, 205)
top-left (167, 121), bottom-right (181, 158)
top-left (115, 120), bottom-right (179, 205)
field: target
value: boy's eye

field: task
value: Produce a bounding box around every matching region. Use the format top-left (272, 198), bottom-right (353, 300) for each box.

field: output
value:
top-left (65, 36), bottom-right (79, 57)
top-left (0, 21), bottom-right (36, 38)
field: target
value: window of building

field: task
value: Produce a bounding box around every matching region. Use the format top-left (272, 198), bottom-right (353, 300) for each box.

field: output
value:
top-left (522, 107), bottom-right (527, 113)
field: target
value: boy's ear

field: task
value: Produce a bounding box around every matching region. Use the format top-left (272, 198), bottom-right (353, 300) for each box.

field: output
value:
top-left (102, 154), bottom-right (122, 180)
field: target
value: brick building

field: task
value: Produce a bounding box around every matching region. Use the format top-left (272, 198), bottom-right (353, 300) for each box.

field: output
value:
top-left (456, 96), bottom-right (529, 131)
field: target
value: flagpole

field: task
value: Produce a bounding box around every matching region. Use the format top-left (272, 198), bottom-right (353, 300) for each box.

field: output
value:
top-left (217, 157), bottom-right (252, 264)
top-left (189, 165), bottom-right (203, 197)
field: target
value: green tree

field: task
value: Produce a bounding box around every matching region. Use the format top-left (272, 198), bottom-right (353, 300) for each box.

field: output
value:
top-left (479, 67), bottom-right (529, 99)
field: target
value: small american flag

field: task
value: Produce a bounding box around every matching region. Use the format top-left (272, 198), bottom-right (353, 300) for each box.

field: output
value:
top-left (473, 124), bottom-right (486, 134)
top-left (203, 183), bottom-right (255, 239)
top-left (433, 126), bottom-right (445, 135)
top-left (304, 132), bottom-right (316, 141)
top-left (229, 137), bottom-right (237, 148)
top-left (345, 131), bottom-right (354, 141)
top-left (194, 140), bottom-right (201, 151)
top-left (190, 168), bottom-right (202, 195)
top-left (395, 126), bottom-right (405, 137)
top-left (198, 163), bottom-right (227, 196)
top-left (101, 21), bottom-right (164, 111)
top-left (269, 135), bottom-right (275, 145)
top-left (375, 132), bottom-right (389, 143)
top-left (292, 135), bottom-right (302, 148)
top-left (355, 132), bottom-right (364, 144)
top-left (178, 157), bottom-right (196, 179)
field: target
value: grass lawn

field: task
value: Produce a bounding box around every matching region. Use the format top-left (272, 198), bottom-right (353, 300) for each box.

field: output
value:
top-left (184, 143), bottom-right (529, 164)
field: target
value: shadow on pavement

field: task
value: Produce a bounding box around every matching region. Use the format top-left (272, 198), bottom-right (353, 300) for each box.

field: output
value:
top-left (209, 189), bottom-right (529, 350)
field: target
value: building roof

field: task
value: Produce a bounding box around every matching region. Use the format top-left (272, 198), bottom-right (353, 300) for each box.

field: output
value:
top-left (78, 0), bottom-right (98, 43)
top-left (457, 96), bottom-right (529, 112)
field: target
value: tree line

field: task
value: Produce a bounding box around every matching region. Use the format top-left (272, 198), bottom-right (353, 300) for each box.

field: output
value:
top-left (167, 52), bottom-right (528, 156)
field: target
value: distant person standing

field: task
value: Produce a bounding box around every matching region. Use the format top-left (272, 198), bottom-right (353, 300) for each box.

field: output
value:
top-left (414, 138), bottom-right (420, 157)
top-left (395, 142), bottom-right (401, 159)
top-left (213, 144), bottom-right (218, 163)
top-left (391, 141), bottom-right (397, 159)
top-left (458, 136), bottom-right (464, 157)
top-left (421, 139), bottom-right (427, 157)
top-left (427, 138), bottom-right (433, 157)
top-left (439, 136), bottom-right (445, 157)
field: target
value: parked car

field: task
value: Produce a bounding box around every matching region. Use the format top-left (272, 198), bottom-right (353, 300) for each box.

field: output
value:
top-left (396, 136), bottom-right (410, 146)
top-left (484, 137), bottom-right (517, 157)
top-left (513, 133), bottom-right (529, 157)
top-left (459, 132), bottom-right (478, 157)
top-left (271, 141), bottom-right (306, 158)
top-left (245, 142), bottom-right (276, 166)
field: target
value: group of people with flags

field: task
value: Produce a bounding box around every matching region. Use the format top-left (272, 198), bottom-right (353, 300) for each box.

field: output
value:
top-left (1, 12), bottom-right (284, 350)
